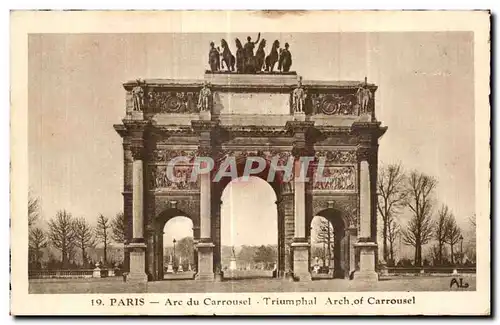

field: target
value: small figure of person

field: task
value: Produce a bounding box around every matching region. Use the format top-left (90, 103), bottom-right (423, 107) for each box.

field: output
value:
top-left (208, 42), bottom-right (220, 72)
top-left (278, 42), bottom-right (292, 72)
top-left (197, 81), bottom-right (212, 112)
top-left (132, 79), bottom-right (144, 111)
top-left (292, 77), bottom-right (307, 113)
top-left (357, 78), bottom-right (372, 114)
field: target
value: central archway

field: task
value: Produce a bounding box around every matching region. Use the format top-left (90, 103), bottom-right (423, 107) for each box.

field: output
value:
top-left (220, 176), bottom-right (278, 279)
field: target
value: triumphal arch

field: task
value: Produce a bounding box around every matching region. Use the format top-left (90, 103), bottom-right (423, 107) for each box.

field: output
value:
top-left (114, 67), bottom-right (386, 283)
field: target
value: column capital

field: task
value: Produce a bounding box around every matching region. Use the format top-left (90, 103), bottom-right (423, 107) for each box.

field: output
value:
top-left (356, 146), bottom-right (375, 163)
top-left (130, 145), bottom-right (146, 160)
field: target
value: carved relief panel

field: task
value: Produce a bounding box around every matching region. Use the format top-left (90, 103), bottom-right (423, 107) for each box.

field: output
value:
top-left (310, 93), bottom-right (359, 116)
top-left (312, 149), bottom-right (357, 192)
top-left (146, 90), bottom-right (200, 114)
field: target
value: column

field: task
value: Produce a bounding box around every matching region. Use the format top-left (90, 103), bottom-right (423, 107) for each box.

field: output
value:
top-left (353, 148), bottom-right (378, 282)
top-left (195, 166), bottom-right (215, 281)
top-left (191, 119), bottom-right (218, 281)
top-left (291, 158), bottom-right (312, 281)
top-left (127, 147), bottom-right (148, 283)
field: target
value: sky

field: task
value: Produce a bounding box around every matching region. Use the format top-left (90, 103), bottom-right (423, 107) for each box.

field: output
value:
top-left (28, 32), bottom-right (475, 248)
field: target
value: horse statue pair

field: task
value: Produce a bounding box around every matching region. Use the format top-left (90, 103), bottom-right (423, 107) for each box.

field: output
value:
top-left (208, 36), bottom-right (292, 73)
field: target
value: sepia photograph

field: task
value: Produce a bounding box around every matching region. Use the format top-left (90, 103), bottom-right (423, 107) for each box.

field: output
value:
top-left (11, 10), bottom-right (490, 315)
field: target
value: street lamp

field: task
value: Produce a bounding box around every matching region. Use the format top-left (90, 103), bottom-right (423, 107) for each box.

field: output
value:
top-left (173, 238), bottom-right (177, 271)
top-left (459, 235), bottom-right (464, 264)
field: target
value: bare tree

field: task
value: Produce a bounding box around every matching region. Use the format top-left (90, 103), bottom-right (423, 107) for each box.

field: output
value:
top-left (48, 210), bottom-right (76, 268)
top-left (387, 218), bottom-right (400, 262)
top-left (377, 163), bottom-right (406, 261)
top-left (402, 171), bottom-right (437, 266)
top-left (444, 213), bottom-right (462, 265)
top-left (434, 205), bottom-right (450, 265)
top-left (28, 192), bottom-right (40, 228)
top-left (73, 217), bottom-right (95, 266)
top-left (95, 214), bottom-right (111, 265)
top-left (111, 212), bottom-right (126, 244)
top-left (29, 227), bottom-right (47, 268)
top-left (469, 214), bottom-right (476, 227)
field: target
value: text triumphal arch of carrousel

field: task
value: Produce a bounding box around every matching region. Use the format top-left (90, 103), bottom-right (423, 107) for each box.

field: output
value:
top-left (114, 69), bottom-right (386, 283)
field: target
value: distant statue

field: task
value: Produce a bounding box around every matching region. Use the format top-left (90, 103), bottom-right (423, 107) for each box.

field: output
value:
top-left (255, 39), bottom-right (266, 72)
top-left (292, 77), bottom-right (307, 113)
top-left (235, 38), bottom-right (244, 73)
top-left (131, 79), bottom-right (145, 111)
top-left (278, 42), bottom-right (292, 72)
top-left (243, 32), bottom-right (261, 73)
top-left (265, 40), bottom-right (280, 72)
top-left (356, 77), bottom-right (372, 114)
top-left (220, 39), bottom-right (235, 72)
top-left (208, 41), bottom-right (220, 72)
top-left (231, 247), bottom-right (236, 259)
top-left (197, 81), bottom-right (212, 112)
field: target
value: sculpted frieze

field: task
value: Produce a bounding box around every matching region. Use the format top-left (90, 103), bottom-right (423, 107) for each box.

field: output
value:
top-left (315, 150), bottom-right (357, 164)
top-left (146, 90), bottom-right (199, 113)
top-left (151, 149), bottom-right (198, 163)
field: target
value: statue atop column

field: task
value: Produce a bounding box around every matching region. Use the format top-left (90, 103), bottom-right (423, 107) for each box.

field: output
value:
top-left (197, 81), bottom-right (212, 112)
top-left (292, 76), bottom-right (307, 113)
top-left (356, 77), bottom-right (372, 114)
top-left (131, 79), bottom-right (145, 111)
top-left (278, 42), bottom-right (292, 72)
top-left (208, 41), bottom-right (220, 72)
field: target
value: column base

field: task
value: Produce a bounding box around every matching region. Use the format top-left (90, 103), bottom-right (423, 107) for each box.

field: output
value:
top-left (353, 242), bottom-right (378, 283)
top-left (127, 243), bottom-right (148, 283)
top-left (195, 242), bottom-right (215, 282)
top-left (291, 241), bottom-right (312, 281)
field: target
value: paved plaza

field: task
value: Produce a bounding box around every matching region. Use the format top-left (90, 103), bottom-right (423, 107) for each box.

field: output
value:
top-left (29, 274), bottom-right (476, 294)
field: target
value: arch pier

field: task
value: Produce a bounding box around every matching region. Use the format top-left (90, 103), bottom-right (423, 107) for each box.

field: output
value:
top-left (114, 72), bottom-right (387, 283)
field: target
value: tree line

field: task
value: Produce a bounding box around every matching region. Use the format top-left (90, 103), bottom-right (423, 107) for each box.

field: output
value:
top-left (378, 163), bottom-right (476, 267)
top-left (28, 194), bottom-right (126, 270)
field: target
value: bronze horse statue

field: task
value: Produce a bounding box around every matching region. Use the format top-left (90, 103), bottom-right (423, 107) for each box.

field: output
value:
top-left (265, 40), bottom-right (280, 72)
top-left (220, 39), bottom-right (235, 72)
top-left (255, 39), bottom-right (266, 72)
top-left (235, 38), bottom-right (244, 73)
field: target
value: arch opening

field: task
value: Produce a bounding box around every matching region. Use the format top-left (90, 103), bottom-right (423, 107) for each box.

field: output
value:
top-left (310, 209), bottom-right (347, 279)
top-left (219, 176), bottom-right (281, 280)
top-left (155, 210), bottom-right (195, 280)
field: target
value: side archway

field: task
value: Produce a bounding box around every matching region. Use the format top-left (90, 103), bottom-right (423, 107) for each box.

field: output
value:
top-left (154, 208), bottom-right (196, 280)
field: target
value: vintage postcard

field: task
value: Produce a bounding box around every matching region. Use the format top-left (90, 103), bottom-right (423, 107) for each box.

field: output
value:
top-left (10, 10), bottom-right (490, 315)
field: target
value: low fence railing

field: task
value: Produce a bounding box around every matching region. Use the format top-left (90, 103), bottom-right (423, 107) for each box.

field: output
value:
top-left (29, 268), bottom-right (119, 279)
top-left (383, 266), bottom-right (476, 276)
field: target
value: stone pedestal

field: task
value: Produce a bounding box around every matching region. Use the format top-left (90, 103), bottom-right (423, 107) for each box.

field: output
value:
top-left (229, 257), bottom-right (237, 271)
top-left (127, 243), bottom-right (148, 283)
top-left (165, 262), bottom-right (174, 274)
top-left (293, 111), bottom-right (306, 122)
top-left (178, 264), bottom-right (184, 272)
top-left (353, 242), bottom-right (378, 282)
top-left (92, 267), bottom-right (101, 278)
top-left (199, 110), bottom-right (211, 121)
top-left (195, 242), bottom-right (215, 281)
top-left (291, 241), bottom-right (312, 281)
